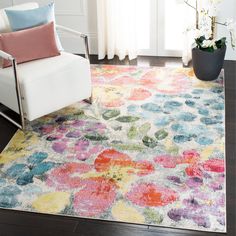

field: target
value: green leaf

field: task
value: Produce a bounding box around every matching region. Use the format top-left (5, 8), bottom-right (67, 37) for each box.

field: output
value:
top-left (195, 36), bottom-right (205, 48)
top-left (74, 110), bottom-right (84, 116)
top-left (215, 37), bottom-right (226, 49)
top-left (142, 136), bottom-right (158, 148)
top-left (127, 126), bottom-right (138, 139)
top-left (144, 208), bottom-right (164, 224)
top-left (84, 133), bottom-right (109, 141)
top-left (199, 45), bottom-right (215, 52)
top-left (139, 123), bottom-right (151, 135)
top-left (111, 143), bottom-right (144, 152)
top-left (154, 129), bottom-right (168, 140)
top-left (196, 36), bottom-right (226, 52)
top-left (168, 146), bottom-right (179, 155)
top-left (116, 116), bottom-right (140, 123)
top-left (102, 109), bottom-right (120, 120)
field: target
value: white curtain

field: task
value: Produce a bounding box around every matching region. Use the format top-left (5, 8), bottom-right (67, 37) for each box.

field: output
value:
top-left (96, 0), bottom-right (138, 60)
top-left (182, 29), bottom-right (194, 66)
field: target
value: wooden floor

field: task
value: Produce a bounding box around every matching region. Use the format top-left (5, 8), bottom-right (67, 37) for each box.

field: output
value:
top-left (0, 55), bottom-right (235, 236)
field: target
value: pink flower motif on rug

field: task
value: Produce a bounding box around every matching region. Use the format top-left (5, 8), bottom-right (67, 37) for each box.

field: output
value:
top-left (103, 99), bottom-right (125, 108)
top-left (185, 165), bottom-right (204, 178)
top-left (203, 158), bottom-right (225, 173)
top-left (126, 183), bottom-right (178, 207)
top-left (47, 162), bottom-right (92, 190)
top-left (140, 70), bottom-right (191, 94)
top-left (112, 76), bottom-right (137, 86)
top-left (128, 88), bottom-right (152, 101)
top-left (180, 150), bottom-right (200, 164)
top-left (154, 155), bottom-right (179, 168)
top-left (74, 177), bottom-right (117, 217)
top-left (154, 150), bottom-right (201, 168)
top-left (68, 140), bottom-right (104, 161)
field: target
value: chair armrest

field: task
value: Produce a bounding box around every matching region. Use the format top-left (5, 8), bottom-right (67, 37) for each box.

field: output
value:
top-left (0, 50), bottom-right (25, 129)
top-left (0, 50), bottom-right (15, 61)
top-left (56, 24), bottom-right (90, 61)
top-left (56, 24), bottom-right (86, 38)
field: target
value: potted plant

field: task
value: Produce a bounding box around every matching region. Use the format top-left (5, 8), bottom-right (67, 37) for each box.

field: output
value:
top-left (184, 0), bottom-right (235, 81)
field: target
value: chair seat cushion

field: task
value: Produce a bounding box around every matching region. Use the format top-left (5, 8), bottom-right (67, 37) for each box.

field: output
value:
top-left (0, 52), bottom-right (91, 121)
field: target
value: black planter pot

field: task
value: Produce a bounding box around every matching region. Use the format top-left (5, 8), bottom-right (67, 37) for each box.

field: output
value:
top-left (192, 46), bottom-right (226, 81)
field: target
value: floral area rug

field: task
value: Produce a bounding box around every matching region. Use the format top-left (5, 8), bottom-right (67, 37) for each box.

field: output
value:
top-left (0, 65), bottom-right (226, 232)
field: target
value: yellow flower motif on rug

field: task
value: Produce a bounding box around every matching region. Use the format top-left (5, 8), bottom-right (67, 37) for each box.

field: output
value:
top-left (112, 200), bottom-right (145, 224)
top-left (32, 192), bottom-right (70, 214)
top-left (0, 131), bottom-right (38, 164)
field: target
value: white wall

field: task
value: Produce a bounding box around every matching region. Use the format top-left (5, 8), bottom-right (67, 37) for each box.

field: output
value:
top-left (1, 0), bottom-right (235, 60)
top-left (217, 0), bottom-right (236, 61)
top-left (0, 0), bottom-right (12, 7)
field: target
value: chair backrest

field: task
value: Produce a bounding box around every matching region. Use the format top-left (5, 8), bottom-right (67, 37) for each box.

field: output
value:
top-left (0, 2), bottom-right (39, 33)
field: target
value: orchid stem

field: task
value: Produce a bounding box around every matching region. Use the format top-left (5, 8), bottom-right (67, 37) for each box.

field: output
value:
top-left (215, 21), bottom-right (227, 26)
top-left (184, 0), bottom-right (199, 29)
top-left (184, 0), bottom-right (196, 10)
top-left (196, 0), bottom-right (199, 29)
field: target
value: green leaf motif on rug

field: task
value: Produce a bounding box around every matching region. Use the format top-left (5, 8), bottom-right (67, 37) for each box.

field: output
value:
top-left (70, 110), bottom-right (86, 120)
top-left (144, 208), bottom-right (164, 224)
top-left (111, 143), bottom-right (144, 152)
top-left (131, 70), bottom-right (142, 77)
top-left (154, 129), bottom-right (168, 140)
top-left (167, 145), bottom-right (179, 155)
top-left (84, 133), bottom-right (109, 141)
top-left (127, 126), bottom-right (139, 139)
top-left (74, 110), bottom-right (85, 116)
top-left (139, 122), bottom-right (151, 136)
top-left (102, 110), bottom-right (120, 120)
top-left (116, 116), bottom-right (140, 123)
top-left (142, 136), bottom-right (158, 148)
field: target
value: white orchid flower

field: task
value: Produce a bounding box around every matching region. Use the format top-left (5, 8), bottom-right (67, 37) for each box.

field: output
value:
top-left (194, 29), bottom-right (202, 39)
top-left (200, 27), bottom-right (213, 40)
top-left (202, 39), bottom-right (216, 48)
top-left (184, 0), bottom-right (234, 50)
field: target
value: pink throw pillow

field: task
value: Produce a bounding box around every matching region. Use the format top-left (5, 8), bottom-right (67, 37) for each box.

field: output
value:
top-left (0, 22), bottom-right (60, 68)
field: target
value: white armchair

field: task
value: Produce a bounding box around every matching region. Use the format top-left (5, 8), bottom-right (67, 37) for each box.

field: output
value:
top-left (0, 3), bottom-right (92, 130)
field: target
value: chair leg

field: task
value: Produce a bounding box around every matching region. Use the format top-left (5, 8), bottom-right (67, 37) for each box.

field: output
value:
top-left (84, 94), bottom-right (93, 104)
top-left (0, 110), bottom-right (26, 130)
top-left (21, 113), bottom-right (26, 130)
top-left (88, 95), bottom-right (93, 104)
